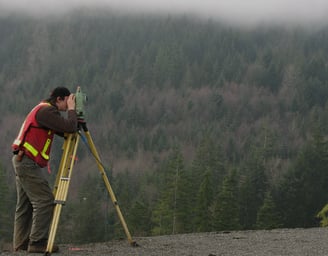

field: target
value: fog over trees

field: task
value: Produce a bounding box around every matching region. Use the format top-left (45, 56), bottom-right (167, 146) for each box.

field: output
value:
top-left (1, 9), bottom-right (328, 243)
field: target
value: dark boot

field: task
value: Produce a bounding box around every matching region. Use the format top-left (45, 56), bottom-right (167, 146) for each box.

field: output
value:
top-left (28, 241), bottom-right (59, 253)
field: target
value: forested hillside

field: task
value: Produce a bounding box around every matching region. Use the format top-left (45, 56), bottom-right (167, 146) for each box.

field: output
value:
top-left (1, 10), bottom-right (328, 244)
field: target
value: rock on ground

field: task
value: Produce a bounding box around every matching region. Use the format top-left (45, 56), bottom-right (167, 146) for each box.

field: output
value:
top-left (2, 227), bottom-right (328, 255)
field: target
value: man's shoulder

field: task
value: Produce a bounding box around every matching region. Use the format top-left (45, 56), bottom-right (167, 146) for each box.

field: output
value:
top-left (36, 103), bottom-right (59, 117)
top-left (38, 102), bottom-right (56, 111)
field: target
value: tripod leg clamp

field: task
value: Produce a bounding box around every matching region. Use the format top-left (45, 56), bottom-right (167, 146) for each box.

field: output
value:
top-left (54, 200), bottom-right (66, 205)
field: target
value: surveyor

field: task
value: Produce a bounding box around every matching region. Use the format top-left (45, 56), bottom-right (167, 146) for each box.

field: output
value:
top-left (11, 87), bottom-right (77, 253)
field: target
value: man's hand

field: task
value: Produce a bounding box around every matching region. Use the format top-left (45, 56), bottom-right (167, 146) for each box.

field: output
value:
top-left (67, 94), bottom-right (76, 111)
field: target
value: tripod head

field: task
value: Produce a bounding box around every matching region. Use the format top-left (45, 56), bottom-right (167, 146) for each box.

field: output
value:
top-left (75, 86), bottom-right (87, 119)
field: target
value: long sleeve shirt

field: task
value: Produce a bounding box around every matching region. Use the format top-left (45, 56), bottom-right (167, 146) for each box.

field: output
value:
top-left (36, 104), bottom-right (78, 133)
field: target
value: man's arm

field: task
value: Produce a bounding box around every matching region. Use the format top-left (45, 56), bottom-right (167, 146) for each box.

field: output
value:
top-left (36, 106), bottom-right (78, 133)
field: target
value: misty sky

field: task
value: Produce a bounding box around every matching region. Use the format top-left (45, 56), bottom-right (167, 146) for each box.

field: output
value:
top-left (1, 0), bottom-right (328, 26)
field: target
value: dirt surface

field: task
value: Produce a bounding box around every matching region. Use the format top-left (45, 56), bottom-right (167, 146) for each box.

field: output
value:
top-left (2, 227), bottom-right (328, 255)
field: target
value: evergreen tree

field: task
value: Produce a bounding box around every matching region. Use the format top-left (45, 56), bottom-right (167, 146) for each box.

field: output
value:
top-left (71, 174), bottom-right (108, 243)
top-left (189, 136), bottom-right (226, 231)
top-left (275, 129), bottom-right (328, 227)
top-left (151, 146), bottom-right (190, 235)
top-left (239, 147), bottom-right (267, 229)
top-left (256, 191), bottom-right (282, 229)
top-left (127, 200), bottom-right (152, 236)
top-left (213, 168), bottom-right (240, 231)
top-left (193, 169), bottom-right (214, 232)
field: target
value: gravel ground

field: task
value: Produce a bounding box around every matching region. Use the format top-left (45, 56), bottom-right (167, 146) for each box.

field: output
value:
top-left (2, 227), bottom-right (328, 255)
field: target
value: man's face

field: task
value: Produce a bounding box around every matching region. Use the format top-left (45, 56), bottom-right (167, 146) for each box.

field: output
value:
top-left (56, 96), bottom-right (69, 111)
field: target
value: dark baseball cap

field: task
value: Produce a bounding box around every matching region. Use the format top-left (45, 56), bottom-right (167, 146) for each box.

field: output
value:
top-left (50, 87), bottom-right (71, 98)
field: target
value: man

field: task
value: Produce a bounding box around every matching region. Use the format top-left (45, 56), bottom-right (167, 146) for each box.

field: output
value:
top-left (12, 87), bottom-right (77, 253)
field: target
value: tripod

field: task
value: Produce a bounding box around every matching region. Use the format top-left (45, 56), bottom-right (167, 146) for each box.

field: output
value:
top-left (45, 120), bottom-right (136, 255)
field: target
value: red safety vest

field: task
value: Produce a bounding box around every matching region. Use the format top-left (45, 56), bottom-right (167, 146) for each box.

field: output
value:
top-left (12, 102), bottom-right (55, 167)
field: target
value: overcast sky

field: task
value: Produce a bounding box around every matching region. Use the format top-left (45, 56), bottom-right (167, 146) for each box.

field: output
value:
top-left (1, 0), bottom-right (328, 26)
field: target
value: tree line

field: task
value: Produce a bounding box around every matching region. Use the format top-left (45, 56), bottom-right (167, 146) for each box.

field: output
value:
top-left (1, 10), bottom-right (328, 243)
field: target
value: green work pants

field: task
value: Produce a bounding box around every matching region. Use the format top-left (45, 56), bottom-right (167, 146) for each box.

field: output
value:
top-left (12, 155), bottom-right (54, 250)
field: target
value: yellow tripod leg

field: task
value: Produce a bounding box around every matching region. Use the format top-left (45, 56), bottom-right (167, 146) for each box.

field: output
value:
top-left (83, 130), bottom-right (137, 246)
top-left (45, 133), bottom-right (80, 255)
top-left (53, 133), bottom-right (72, 195)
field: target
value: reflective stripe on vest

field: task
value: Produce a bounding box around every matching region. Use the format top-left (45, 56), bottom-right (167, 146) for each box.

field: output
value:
top-left (23, 142), bottom-right (38, 157)
top-left (40, 138), bottom-right (51, 160)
